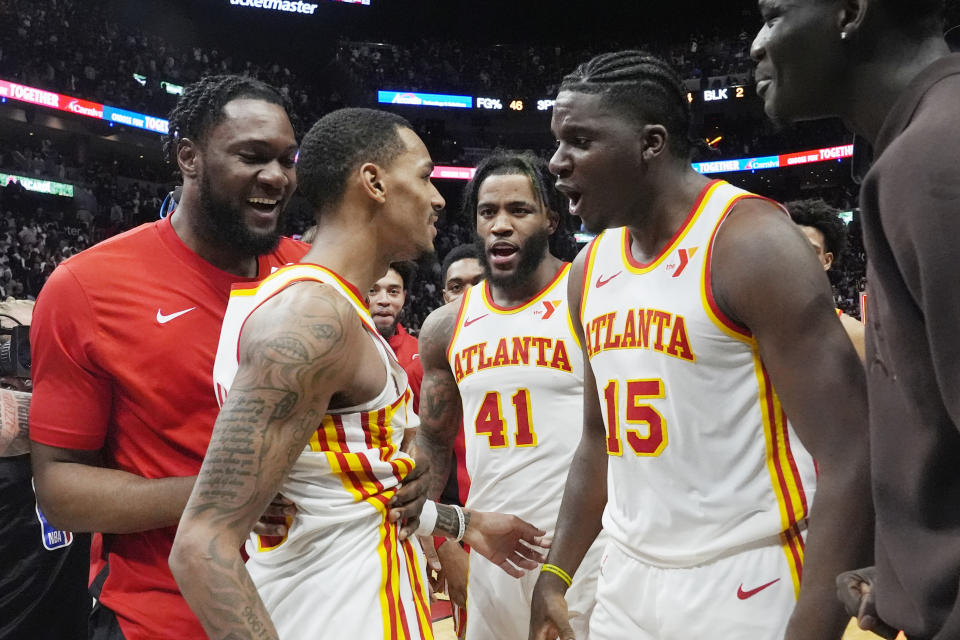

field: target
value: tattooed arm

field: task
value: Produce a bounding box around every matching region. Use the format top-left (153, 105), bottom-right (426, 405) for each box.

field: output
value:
top-left (0, 388), bottom-right (31, 457)
top-left (414, 302), bottom-right (463, 500)
top-left (412, 304), bottom-right (548, 579)
top-left (170, 284), bottom-right (360, 640)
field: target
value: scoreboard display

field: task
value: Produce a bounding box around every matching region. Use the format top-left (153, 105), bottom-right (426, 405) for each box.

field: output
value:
top-left (380, 85), bottom-right (756, 115)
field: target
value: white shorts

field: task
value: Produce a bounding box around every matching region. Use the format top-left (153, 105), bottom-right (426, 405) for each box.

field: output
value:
top-left (249, 513), bottom-right (432, 639)
top-left (464, 534), bottom-right (605, 640)
top-left (588, 536), bottom-right (801, 640)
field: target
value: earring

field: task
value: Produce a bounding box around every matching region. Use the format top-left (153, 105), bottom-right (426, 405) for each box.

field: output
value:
top-left (841, 31), bottom-right (848, 40)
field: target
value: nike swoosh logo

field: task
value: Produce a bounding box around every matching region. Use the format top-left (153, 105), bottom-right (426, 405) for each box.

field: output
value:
top-left (156, 307), bottom-right (197, 324)
top-left (464, 314), bottom-right (488, 327)
top-left (737, 578), bottom-right (780, 600)
top-left (596, 271), bottom-right (622, 288)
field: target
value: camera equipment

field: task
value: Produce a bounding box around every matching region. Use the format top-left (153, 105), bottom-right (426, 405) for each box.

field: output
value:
top-left (0, 314), bottom-right (31, 378)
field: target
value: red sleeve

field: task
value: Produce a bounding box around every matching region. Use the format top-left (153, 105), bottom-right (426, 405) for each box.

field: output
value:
top-left (29, 263), bottom-right (112, 450)
top-left (404, 356), bottom-right (423, 415)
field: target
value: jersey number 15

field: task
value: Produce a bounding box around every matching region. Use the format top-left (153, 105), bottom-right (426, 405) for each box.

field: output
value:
top-left (603, 379), bottom-right (668, 457)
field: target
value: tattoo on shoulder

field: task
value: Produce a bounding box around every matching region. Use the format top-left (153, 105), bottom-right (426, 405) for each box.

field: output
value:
top-left (189, 290), bottom-right (355, 514)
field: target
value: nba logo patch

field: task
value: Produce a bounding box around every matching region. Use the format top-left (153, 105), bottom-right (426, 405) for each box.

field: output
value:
top-left (35, 503), bottom-right (73, 550)
top-left (32, 479), bottom-right (73, 550)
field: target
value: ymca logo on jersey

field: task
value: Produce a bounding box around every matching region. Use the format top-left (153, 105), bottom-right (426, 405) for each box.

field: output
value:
top-left (663, 247), bottom-right (699, 278)
top-left (533, 300), bottom-right (563, 320)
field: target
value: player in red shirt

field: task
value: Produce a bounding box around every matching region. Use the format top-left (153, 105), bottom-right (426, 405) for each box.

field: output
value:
top-left (29, 75), bottom-right (308, 640)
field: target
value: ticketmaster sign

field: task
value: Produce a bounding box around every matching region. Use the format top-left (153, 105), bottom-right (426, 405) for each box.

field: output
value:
top-left (228, 0), bottom-right (371, 12)
top-left (229, 0), bottom-right (320, 14)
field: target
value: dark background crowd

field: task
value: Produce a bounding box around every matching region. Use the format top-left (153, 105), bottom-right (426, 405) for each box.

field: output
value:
top-left (2, 0), bottom-right (935, 326)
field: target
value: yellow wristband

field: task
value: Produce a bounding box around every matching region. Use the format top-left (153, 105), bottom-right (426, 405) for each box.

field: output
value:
top-left (540, 563), bottom-right (573, 587)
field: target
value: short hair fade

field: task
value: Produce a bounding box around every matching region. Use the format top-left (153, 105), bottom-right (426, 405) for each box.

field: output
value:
top-left (164, 75), bottom-right (288, 168)
top-left (441, 244), bottom-right (480, 283)
top-left (297, 108), bottom-right (413, 214)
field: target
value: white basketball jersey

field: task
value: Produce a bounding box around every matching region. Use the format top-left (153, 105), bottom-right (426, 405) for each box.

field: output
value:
top-left (447, 264), bottom-right (583, 533)
top-left (213, 263), bottom-right (432, 639)
top-left (579, 180), bottom-right (816, 594)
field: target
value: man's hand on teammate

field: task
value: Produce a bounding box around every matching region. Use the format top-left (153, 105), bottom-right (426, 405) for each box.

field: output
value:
top-left (252, 494), bottom-right (296, 537)
top-left (436, 539), bottom-right (469, 607)
top-left (417, 535), bottom-right (445, 598)
top-left (463, 510), bottom-right (549, 578)
top-left (389, 457), bottom-right (430, 540)
top-left (529, 574), bottom-right (575, 640)
top-left (836, 566), bottom-right (900, 639)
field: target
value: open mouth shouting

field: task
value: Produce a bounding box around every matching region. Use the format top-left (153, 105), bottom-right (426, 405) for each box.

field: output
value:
top-left (556, 182), bottom-right (582, 216)
top-left (488, 240), bottom-right (520, 269)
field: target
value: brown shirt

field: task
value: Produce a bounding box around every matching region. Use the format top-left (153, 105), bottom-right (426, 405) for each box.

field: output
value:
top-left (858, 53), bottom-right (960, 640)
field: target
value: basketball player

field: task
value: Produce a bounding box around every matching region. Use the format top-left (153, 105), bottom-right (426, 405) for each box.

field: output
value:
top-left (529, 51), bottom-right (871, 640)
top-left (751, 3), bottom-right (960, 636)
top-left (29, 76), bottom-right (310, 640)
top-left (785, 199), bottom-right (865, 362)
top-left (426, 243), bottom-right (482, 614)
top-left (434, 242), bottom-right (484, 510)
top-left (417, 152), bottom-right (603, 640)
top-left (170, 110), bottom-right (547, 640)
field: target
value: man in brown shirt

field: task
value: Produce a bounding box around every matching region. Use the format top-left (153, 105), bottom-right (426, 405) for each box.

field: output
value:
top-left (751, 1), bottom-right (960, 638)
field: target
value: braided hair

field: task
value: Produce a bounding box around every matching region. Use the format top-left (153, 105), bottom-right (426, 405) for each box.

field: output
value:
top-left (559, 51), bottom-right (693, 158)
top-left (163, 74), bottom-right (288, 171)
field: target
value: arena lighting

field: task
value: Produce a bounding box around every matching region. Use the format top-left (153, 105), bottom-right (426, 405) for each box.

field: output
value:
top-left (691, 143), bottom-right (854, 174)
top-left (0, 78), bottom-right (169, 134)
top-left (1, 173), bottom-right (75, 198)
top-left (379, 91), bottom-right (473, 109)
top-left (431, 144), bottom-right (855, 181)
top-left (431, 166), bottom-right (476, 180)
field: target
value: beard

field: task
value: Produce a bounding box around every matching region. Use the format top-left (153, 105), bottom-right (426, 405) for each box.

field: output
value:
top-left (476, 227), bottom-right (550, 290)
top-left (195, 171), bottom-right (283, 257)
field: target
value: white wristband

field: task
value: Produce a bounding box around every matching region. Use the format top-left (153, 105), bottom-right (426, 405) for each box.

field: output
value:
top-left (453, 505), bottom-right (466, 542)
top-left (414, 499), bottom-right (438, 537)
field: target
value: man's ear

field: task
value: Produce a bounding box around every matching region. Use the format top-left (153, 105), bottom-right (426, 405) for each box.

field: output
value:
top-left (823, 251), bottom-right (835, 271)
top-left (640, 124), bottom-right (669, 162)
top-left (546, 207), bottom-right (560, 235)
top-left (177, 139), bottom-right (201, 180)
top-left (838, 0), bottom-right (868, 39)
top-left (360, 162), bottom-right (387, 204)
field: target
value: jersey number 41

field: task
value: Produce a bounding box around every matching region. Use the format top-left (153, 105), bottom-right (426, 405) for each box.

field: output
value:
top-left (475, 389), bottom-right (537, 448)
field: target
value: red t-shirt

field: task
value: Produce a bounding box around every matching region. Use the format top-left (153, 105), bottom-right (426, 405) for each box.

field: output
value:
top-left (29, 216), bottom-right (307, 640)
top-left (387, 322), bottom-right (419, 370)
